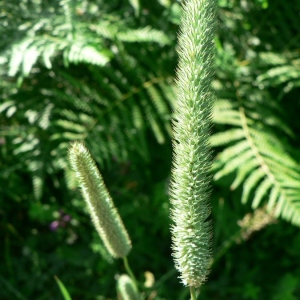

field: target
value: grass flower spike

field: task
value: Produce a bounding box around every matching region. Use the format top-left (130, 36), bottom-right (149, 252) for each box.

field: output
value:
top-left (170, 0), bottom-right (217, 288)
top-left (68, 142), bottom-right (132, 258)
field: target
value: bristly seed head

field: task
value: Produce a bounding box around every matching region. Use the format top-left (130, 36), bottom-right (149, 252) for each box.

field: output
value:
top-left (68, 142), bottom-right (132, 258)
top-left (170, 0), bottom-right (217, 287)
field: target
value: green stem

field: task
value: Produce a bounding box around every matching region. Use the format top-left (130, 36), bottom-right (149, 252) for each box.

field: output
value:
top-left (212, 229), bottom-right (242, 266)
top-left (123, 257), bottom-right (138, 291)
top-left (190, 286), bottom-right (198, 300)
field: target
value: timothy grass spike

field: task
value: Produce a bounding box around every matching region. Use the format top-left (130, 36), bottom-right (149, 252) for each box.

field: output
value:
top-left (170, 0), bottom-right (217, 288)
top-left (117, 274), bottom-right (140, 300)
top-left (68, 142), bottom-right (132, 258)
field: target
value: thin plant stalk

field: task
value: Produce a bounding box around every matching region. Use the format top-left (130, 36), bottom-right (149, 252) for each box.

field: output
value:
top-left (123, 257), bottom-right (139, 291)
top-left (190, 286), bottom-right (197, 300)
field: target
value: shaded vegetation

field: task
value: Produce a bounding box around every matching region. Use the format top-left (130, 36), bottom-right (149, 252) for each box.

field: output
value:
top-left (1, 0), bottom-right (300, 299)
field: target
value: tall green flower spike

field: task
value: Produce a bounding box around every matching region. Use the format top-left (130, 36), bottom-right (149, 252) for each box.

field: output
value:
top-left (68, 142), bottom-right (132, 258)
top-left (170, 0), bottom-right (217, 288)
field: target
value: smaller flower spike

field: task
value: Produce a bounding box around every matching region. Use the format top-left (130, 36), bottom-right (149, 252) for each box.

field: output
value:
top-left (117, 274), bottom-right (140, 300)
top-left (68, 142), bottom-right (131, 258)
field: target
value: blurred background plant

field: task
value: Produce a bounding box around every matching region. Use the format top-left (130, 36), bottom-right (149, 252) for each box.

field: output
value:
top-left (1, 0), bottom-right (300, 299)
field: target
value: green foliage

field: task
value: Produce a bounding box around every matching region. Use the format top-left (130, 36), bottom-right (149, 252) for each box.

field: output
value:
top-left (271, 273), bottom-right (299, 300)
top-left (54, 276), bottom-right (72, 300)
top-left (3, 0), bottom-right (171, 83)
top-left (210, 3), bottom-right (300, 225)
top-left (1, 0), bottom-right (300, 299)
top-left (0, 0), bottom-right (175, 199)
top-left (212, 94), bottom-right (300, 225)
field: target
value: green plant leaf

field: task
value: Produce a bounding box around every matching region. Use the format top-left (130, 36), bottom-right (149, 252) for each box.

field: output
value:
top-left (54, 276), bottom-right (72, 300)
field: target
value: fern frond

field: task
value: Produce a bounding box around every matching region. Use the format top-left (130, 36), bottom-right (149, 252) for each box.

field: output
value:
top-left (5, 1), bottom-right (171, 78)
top-left (51, 49), bottom-right (173, 160)
top-left (212, 96), bottom-right (300, 226)
top-left (90, 23), bottom-right (171, 45)
top-left (1, 0), bottom-right (176, 218)
top-left (8, 36), bottom-right (112, 77)
top-left (10, 132), bottom-right (48, 200)
top-left (117, 26), bottom-right (171, 45)
top-left (128, 0), bottom-right (140, 17)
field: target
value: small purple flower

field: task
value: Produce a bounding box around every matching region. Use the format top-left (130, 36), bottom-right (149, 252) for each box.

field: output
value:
top-left (50, 220), bottom-right (60, 231)
top-left (63, 215), bottom-right (71, 222)
top-left (49, 211), bottom-right (72, 231)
